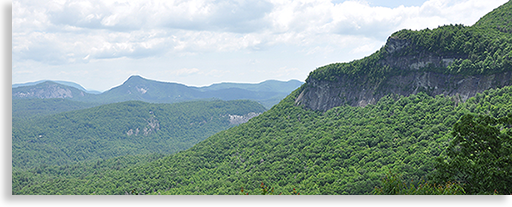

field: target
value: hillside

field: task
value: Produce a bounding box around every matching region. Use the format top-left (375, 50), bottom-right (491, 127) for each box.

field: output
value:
top-left (296, 1), bottom-right (512, 111)
top-left (13, 85), bottom-right (512, 195)
top-left (12, 99), bottom-right (266, 169)
top-left (12, 99), bottom-right (100, 121)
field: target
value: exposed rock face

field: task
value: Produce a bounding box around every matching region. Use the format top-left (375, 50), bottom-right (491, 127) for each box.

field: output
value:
top-left (296, 71), bottom-right (512, 111)
top-left (228, 112), bottom-right (261, 125)
top-left (126, 117), bottom-right (160, 136)
top-left (295, 36), bottom-right (512, 112)
top-left (13, 82), bottom-right (77, 99)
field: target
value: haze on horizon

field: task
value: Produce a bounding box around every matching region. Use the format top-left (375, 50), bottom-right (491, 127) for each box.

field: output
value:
top-left (12, 0), bottom-right (508, 92)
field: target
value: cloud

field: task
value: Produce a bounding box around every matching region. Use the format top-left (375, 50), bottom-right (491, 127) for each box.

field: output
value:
top-left (172, 68), bottom-right (200, 76)
top-left (12, 0), bottom-right (509, 66)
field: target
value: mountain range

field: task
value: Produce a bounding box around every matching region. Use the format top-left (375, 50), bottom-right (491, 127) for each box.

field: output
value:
top-left (12, 76), bottom-right (303, 109)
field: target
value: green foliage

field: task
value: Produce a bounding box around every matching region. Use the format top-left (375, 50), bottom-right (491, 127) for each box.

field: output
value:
top-left (307, 1), bottom-right (512, 83)
top-left (391, 24), bottom-right (512, 76)
top-left (240, 182), bottom-right (282, 195)
top-left (12, 99), bottom-right (266, 169)
top-left (13, 85), bottom-right (512, 195)
top-left (474, 1), bottom-right (512, 34)
top-left (432, 113), bottom-right (512, 195)
top-left (373, 171), bottom-right (465, 195)
top-left (12, 99), bottom-right (100, 121)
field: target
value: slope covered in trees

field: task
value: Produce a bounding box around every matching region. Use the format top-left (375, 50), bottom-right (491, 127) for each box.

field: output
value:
top-left (12, 99), bottom-right (266, 170)
top-left (13, 85), bottom-right (512, 195)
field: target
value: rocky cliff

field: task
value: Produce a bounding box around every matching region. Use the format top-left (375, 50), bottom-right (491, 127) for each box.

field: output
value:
top-left (295, 25), bottom-right (512, 111)
top-left (295, 0), bottom-right (512, 112)
top-left (295, 70), bottom-right (512, 111)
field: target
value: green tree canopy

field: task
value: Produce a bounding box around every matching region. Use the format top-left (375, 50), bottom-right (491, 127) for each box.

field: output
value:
top-left (432, 113), bottom-right (512, 194)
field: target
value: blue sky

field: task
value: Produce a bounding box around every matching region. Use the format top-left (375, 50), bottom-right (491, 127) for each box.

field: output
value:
top-left (11, 0), bottom-right (509, 92)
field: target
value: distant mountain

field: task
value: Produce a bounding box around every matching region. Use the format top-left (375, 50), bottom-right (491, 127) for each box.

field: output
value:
top-left (198, 79), bottom-right (304, 94)
top-left (12, 76), bottom-right (303, 109)
top-left (12, 99), bottom-right (266, 169)
top-left (93, 75), bottom-right (202, 103)
top-left (95, 75), bottom-right (302, 108)
top-left (12, 81), bottom-right (94, 101)
top-left (12, 80), bottom-right (102, 94)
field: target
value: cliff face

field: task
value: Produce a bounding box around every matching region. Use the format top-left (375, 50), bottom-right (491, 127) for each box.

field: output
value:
top-left (295, 36), bottom-right (512, 111)
top-left (295, 70), bottom-right (512, 111)
top-left (12, 81), bottom-right (85, 99)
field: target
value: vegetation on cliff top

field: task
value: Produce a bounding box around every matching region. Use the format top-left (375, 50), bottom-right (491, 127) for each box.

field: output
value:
top-left (308, 1), bottom-right (512, 82)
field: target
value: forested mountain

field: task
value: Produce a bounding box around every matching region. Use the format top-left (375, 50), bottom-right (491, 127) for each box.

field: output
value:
top-left (12, 100), bottom-right (266, 170)
top-left (12, 1), bottom-right (512, 196)
top-left (296, 1), bottom-right (512, 111)
top-left (12, 76), bottom-right (303, 109)
top-left (13, 85), bottom-right (512, 195)
top-left (12, 99), bottom-right (101, 122)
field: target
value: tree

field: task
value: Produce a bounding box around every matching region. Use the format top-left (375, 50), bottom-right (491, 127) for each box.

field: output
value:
top-left (432, 114), bottom-right (512, 194)
top-left (373, 171), bottom-right (465, 195)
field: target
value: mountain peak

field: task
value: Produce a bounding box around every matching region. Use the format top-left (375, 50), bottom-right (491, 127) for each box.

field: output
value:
top-left (126, 75), bottom-right (146, 82)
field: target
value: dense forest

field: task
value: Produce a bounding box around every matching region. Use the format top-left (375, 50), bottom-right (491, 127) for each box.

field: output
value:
top-left (13, 85), bottom-right (512, 195)
top-left (12, 99), bottom-right (266, 170)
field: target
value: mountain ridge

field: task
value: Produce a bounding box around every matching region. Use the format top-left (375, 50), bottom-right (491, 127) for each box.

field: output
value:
top-left (13, 76), bottom-right (303, 109)
top-left (296, 1), bottom-right (512, 111)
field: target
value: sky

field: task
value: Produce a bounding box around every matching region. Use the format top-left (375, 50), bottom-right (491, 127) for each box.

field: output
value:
top-left (11, 0), bottom-right (510, 92)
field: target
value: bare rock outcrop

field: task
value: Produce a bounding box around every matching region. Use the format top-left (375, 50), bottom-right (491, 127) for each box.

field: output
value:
top-left (295, 36), bottom-right (512, 111)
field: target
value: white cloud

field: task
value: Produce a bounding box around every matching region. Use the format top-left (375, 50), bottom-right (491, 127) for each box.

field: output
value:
top-left (12, 0), bottom-right (509, 79)
top-left (172, 68), bottom-right (200, 76)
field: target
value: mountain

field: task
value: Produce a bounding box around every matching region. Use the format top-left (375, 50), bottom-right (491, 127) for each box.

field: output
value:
top-left (12, 80), bottom-right (102, 94)
top-left (12, 76), bottom-right (303, 109)
top-left (12, 99), bottom-right (266, 169)
top-left (13, 85), bottom-right (512, 195)
top-left (12, 81), bottom-right (94, 101)
top-left (95, 75), bottom-right (301, 108)
top-left (12, 82), bottom-right (101, 119)
top-left (93, 75), bottom-right (203, 103)
top-left (199, 80), bottom-right (304, 94)
top-left (295, 2), bottom-right (512, 111)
